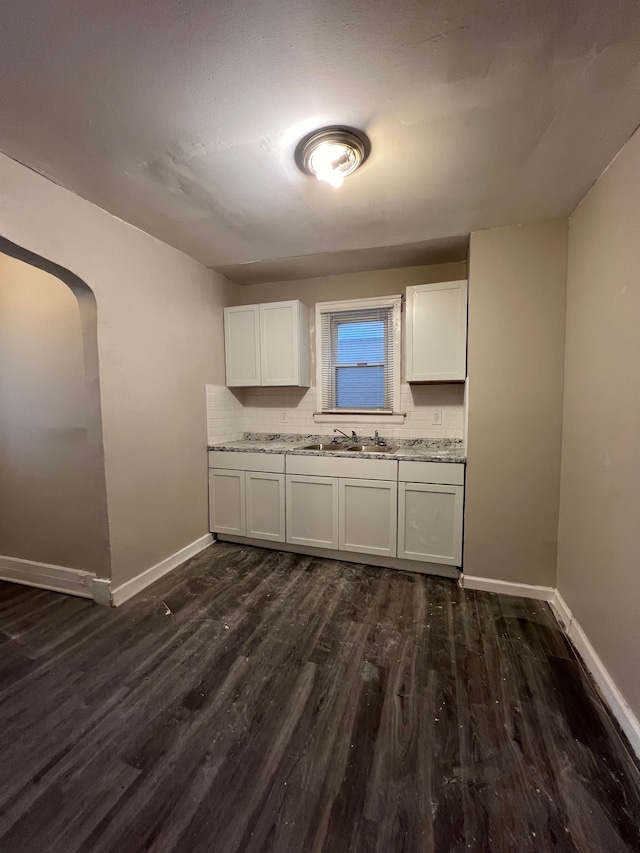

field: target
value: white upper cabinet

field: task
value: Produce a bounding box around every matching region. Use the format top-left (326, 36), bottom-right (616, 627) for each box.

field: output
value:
top-left (224, 305), bottom-right (261, 387)
top-left (260, 301), bottom-right (310, 387)
top-left (224, 300), bottom-right (310, 387)
top-left (405, 280), bottom-right (468, 382)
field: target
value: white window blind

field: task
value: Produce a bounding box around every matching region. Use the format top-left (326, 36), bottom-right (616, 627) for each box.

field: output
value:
top-left (316, 297), bottom-right (401, 412)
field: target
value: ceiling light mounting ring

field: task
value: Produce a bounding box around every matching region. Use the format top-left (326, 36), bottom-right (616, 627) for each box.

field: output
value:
top-left (295, 126), bottom-right (370, 188)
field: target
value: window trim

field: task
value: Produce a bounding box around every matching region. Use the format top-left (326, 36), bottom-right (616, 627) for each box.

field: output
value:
top-left (315, 295), bottom-right (402, 415)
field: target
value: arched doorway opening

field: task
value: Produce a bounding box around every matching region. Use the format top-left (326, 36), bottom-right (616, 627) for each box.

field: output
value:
top-left (0, 237), bottom-right (110, 591)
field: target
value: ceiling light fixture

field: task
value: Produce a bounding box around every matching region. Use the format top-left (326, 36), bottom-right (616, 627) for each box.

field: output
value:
top-left (295, 126), bottom-right (370, 188)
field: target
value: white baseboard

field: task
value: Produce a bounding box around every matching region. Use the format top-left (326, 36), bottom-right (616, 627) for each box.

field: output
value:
top-left (110, 534), bottom-right (214, 607)
top-left (462, 574), bottom-right (555, 601)
top-left (0, 554), bottom-right (96, 599)
top-left (550, 591), bottom-right (640, 761)
top-left (549, 587), bottom-right (572, 629)
top-left (90, 577), bottom-right (112, 607)
top-left (464, 575), bottom-right (639, 760)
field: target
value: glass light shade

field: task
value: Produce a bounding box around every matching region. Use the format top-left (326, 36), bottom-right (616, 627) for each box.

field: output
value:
top-left (309, 142), bottom-right (354, 187)
top-left (295, 127), bottom-right (370, 188)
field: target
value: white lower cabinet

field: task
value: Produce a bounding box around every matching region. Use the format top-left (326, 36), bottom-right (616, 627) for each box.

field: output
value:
top-left (246, 472), bottom-right (285, 542)
top-left (285, 475), bottom-right (339, 549)
top-left (209, 466), bottom-right (285, 542)
top-left (210, 451), bottom-right (465, 573)
top-left (286, 475), bottom-right (397, 558)
top-left (209, 469), bottom-right (246, 536)
top-left (398, 482), bottom-right (464, 566)
top-left (339, 478), bottom-right (398, 557)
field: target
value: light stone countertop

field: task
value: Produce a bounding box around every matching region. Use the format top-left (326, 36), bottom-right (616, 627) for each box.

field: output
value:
top-left (208, 433), bottom-right (466, 464)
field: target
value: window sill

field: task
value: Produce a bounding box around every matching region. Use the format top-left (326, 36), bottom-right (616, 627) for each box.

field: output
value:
top-left (313, 412), bottom-right (406, 425)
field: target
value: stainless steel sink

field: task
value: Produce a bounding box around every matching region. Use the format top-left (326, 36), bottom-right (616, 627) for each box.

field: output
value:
top-left (346, 444), bottom-right (397, 453)
top-left (300, 442), bottom-right (397, 453)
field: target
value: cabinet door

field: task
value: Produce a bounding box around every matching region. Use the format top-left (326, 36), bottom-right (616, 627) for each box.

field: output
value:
top-left (339, 478), bottom-right (398, 558)
top-left (209, 469), bottom-right (245, 535)
top-left (405, 281), bottom-right (467, 382)
top-left (246, 472), bottom-right (285, 542)
top-left (259, 301), bottom-right (300, 386)
top-left (224, 305), bottom-right (261, 386)
top-left (286, 475), bottom-right (339, 549)
top-left (398, 482), bottom-right (463, 566)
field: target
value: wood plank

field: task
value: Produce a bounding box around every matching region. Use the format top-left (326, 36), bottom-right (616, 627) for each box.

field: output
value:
top-left (0, 543), bottom-right (637, 852)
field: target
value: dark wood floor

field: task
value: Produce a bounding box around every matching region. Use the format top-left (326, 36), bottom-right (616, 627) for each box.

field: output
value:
top-left (0, 543), bottom-right (638, 853)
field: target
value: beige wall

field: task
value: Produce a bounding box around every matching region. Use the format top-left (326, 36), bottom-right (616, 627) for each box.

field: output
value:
top-left (557, 129), bottom-right (640, 718)
top-left (0, 152), bottom-right (240, 586)
top-left (236, 262), bottom-right (467, 306)
top-left (0, 255), bottom-right (110, 573)
top-left (465, 221), bottom-right (568, 586)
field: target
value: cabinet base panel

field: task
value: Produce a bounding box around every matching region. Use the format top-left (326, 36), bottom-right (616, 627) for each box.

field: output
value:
top-left (215, 534), bottom-right (461, 581)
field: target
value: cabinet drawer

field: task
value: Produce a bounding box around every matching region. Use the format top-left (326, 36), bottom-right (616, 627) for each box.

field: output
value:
top-left (286, 454), bottom-right (397, 481)
top-left (398, 461), bottom-right (464, 486)
top-left (208, 451), bottom-right (285, 473)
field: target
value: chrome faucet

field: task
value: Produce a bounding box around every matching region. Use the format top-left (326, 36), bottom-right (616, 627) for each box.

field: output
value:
top-left (333, 428), bottom-right (358, 444)
top-left (374, 430), bottom-right (386, 446)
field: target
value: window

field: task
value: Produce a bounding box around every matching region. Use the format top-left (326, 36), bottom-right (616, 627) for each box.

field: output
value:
top-left (316, 296), bottom-right (402, 413)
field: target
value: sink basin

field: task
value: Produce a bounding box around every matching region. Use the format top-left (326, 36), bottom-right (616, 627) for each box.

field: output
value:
top-left (301, 443), bottom-right (344, 451)
top-left (346, 444), bottom-right (397, 454)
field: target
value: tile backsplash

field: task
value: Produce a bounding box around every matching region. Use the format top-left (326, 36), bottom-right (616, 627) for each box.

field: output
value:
top-left (207, 383), bottom-right (464, 444)
top-left (206, 384), bottom-right (245, 443)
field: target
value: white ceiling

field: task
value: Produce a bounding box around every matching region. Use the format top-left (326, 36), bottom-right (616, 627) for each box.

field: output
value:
top-left (1, 0), bottom-right (640, 283)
